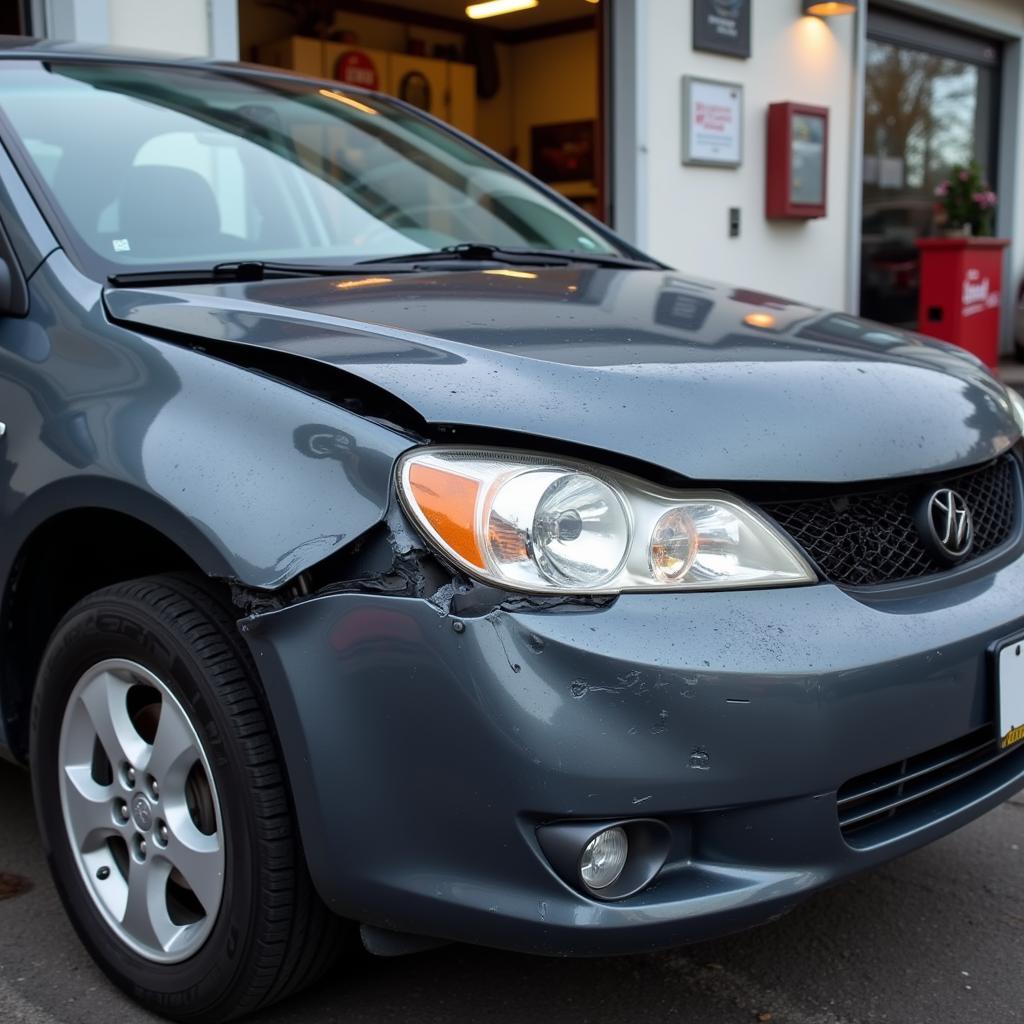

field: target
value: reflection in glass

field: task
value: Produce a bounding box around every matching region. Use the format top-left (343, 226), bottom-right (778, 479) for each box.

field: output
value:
top-left (1, 62), bottom-right (620, 273)
top-left (860, 36), bottom-right (997, 328)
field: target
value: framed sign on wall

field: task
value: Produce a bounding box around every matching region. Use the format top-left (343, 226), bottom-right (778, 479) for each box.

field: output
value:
top-left (693, 0), bottom-right (751, 59)
top-left (681, 77), bottom-right (743, 168)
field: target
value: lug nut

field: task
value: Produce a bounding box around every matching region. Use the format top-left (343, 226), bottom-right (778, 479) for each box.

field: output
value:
top-left (138, 839), bottom-right (147, 857)
top-left (159, 824), bottom-right (169, 844)
top-left (118, 801), bottom-right (130, 821)
top-left (126, 766), bottom-right (136, 786)
top-left (150, 779), bottom-right (159, 799)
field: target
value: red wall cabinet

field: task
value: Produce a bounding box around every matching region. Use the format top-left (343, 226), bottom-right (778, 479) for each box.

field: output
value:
top-left (766, 102), bottom-right (828, 220)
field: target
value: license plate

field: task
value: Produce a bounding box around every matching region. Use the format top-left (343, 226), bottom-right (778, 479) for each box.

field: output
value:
top-left (997, 637), bottom-right (1024, 750)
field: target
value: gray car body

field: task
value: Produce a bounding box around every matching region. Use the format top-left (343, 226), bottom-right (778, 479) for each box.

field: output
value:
top-left (2, 43), bottom-right (1024, 955)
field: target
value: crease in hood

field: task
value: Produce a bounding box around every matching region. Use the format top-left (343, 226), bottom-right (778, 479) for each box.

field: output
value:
top-left (103, 267), bottom-right (1020, 485)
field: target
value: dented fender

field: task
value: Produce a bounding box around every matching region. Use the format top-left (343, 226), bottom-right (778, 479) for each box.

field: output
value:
top-left (0, 252), bottom-right (415, 592)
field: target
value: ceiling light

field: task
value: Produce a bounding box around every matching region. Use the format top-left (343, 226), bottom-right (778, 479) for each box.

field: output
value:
top-left (466, 0), bottom-right (539, 20)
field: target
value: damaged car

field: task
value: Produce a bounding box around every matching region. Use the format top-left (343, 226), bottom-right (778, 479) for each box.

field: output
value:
top-left (2, 41), bottom-right (1024, 1023)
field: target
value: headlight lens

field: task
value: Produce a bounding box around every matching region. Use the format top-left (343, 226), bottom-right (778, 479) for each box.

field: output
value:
top-left (398, 448), bottom-right (816, 594)
top-left (1007, 387), bottom-right (1024, 435)
top-left (488, 470), bottom-right (630, 587)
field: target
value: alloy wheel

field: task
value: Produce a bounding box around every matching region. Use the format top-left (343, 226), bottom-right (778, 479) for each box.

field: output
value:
top-left (57, 658), bottom-right (224, 963)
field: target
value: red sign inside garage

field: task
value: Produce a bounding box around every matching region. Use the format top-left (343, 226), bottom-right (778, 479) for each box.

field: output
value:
top-left (334, 50), bottom-right (379, 90)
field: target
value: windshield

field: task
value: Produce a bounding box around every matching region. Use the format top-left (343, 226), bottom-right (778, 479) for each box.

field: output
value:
top-left (0, 60), bottom-right (624, 272)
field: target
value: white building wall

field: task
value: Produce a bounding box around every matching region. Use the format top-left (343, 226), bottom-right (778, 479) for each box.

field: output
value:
top-left (42, 0), bottom-right (238, 58)
top-left (636, 0), bottom-right (858, 311)
top-left (107, 0), bottom-right (209, 55)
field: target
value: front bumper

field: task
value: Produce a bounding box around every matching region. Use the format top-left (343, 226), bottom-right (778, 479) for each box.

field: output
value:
top-left (243, 547), bottom-right (1024, 955)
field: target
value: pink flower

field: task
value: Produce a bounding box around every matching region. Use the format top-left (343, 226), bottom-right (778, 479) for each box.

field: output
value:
top-left (959, 169), bottom-right (970, 181)
top-left (934, 181), bottom-right (949, 197)
top-left (971, 190), bottom-right (998, 209)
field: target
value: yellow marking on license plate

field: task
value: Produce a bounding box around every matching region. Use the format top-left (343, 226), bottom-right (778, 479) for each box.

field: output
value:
top-left (1002, 724), bottom-right (1024, 749)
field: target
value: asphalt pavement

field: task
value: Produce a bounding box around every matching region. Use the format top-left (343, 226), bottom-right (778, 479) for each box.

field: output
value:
top-left (2, 756), bottom-right (1023, 1024)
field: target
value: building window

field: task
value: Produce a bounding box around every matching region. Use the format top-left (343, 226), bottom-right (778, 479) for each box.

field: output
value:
top-left (860, 9), bottom-right (1000, 328)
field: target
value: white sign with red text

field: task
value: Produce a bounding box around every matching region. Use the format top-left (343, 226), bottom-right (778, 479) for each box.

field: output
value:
top-left (682, 77), bottom-right (743, 167)
top-left (961, 267), bottom-right (1000, 319)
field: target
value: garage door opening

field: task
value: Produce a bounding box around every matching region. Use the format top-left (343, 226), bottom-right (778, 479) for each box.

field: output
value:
top-left (0, 1), bottom-right (33, 35)
top-left (240, 0), bottom-right (607, 222)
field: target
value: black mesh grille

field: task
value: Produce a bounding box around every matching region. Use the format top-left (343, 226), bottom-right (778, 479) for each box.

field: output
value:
top-left (760, 455), bottom-right (1019, 586)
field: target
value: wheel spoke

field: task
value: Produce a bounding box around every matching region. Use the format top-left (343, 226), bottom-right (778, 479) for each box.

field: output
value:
top-left (79, 670), bottom-right (147, 770)
top-left (62, 765), bottom-right (119, 851)
top-left (144, 700), bottom-right (198, 784)
top-left (122, 856), bottom-right (181, 954)
top-left (162, 819), bottom-right (223, 916)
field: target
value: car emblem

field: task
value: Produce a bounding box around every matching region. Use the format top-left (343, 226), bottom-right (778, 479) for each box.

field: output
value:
top-left (920, 488), bottom-right (973, 563)
top-left (131, 793), bottom-right (153, 832)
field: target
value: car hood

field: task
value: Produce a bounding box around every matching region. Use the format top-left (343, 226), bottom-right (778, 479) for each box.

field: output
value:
top-left (104, 267), bottom-right (1020, 484)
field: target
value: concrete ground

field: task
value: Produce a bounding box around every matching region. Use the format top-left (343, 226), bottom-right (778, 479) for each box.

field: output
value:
top-left (2, 759), bottom-right (1023, 1024)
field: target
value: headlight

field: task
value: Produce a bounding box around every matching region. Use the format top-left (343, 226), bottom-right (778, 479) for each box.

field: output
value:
top-left (397, 448), bottom-right (816, 594)
top-left (1007, 387), bottom-right (1024, 435)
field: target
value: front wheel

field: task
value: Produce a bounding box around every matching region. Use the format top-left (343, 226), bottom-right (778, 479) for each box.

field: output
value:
top-left (31, 575), bottom-right (346, 1021)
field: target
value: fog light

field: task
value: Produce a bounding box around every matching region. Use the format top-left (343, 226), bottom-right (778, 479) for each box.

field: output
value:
top-left (579, 827), bottom-right (628, 890)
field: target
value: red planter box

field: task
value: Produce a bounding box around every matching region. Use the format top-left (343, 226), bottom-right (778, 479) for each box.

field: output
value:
top-left (915, 236), bottom-right (1009, 368)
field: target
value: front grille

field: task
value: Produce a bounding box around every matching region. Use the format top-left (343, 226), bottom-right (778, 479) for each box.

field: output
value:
top-left (838, 725), bottom-right (1024, 848)
top-left (760, 455), bottom-right (1019, 586)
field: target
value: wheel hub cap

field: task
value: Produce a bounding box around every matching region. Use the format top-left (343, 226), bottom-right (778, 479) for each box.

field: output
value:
top-left (130, 793), bottom-right (154, 832)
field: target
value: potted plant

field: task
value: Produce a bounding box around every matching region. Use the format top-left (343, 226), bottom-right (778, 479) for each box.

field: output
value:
top-left (933, 162), bottom-right (997, 237)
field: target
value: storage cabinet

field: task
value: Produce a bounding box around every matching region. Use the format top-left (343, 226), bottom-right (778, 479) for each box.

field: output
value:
top-left (256, 35), bottom-right (322, 78)
top-left (259, 36), bottom-right (476, 135)
top-left (388, 53), bottom-right (447, 119)
top-left (446, 61), bottom-right (476, 136)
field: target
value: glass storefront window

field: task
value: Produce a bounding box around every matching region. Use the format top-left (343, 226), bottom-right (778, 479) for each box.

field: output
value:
top-left (860, 13), bottom-right (1000, 328)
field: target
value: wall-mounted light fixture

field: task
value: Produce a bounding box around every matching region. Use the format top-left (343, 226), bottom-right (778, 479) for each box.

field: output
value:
top-left (802, 1), bottom-right (857, 15)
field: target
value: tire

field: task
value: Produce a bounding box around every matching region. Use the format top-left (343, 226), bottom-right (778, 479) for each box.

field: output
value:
top-left (30, 574), bottom-right (347, 1022)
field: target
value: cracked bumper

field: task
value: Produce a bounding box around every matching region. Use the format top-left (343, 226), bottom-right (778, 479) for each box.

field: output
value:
top-left (243, 551), bottom-right (1024, 955)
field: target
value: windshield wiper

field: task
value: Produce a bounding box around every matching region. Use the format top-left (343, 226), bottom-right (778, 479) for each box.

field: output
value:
top-left (107, 245), bottom-right (660, 288)
top-left (355, 243), bottom-right (660, 270)
top-left (106, 259), bottom-right (418, 288)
